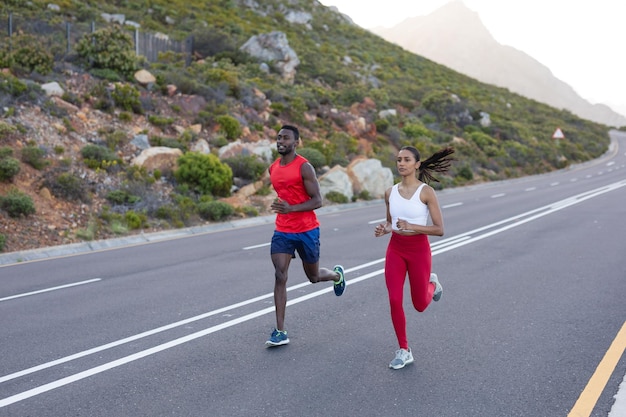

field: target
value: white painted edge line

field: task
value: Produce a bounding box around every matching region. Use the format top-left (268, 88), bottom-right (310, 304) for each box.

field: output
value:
top-left (0, 279), bottom-right (101, 302)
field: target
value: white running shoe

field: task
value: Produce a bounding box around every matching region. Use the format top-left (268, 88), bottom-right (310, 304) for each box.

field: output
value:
top-left (389, 348), bottom-right (414, 370)
top-left (430, 273), bottom-right (443, 302)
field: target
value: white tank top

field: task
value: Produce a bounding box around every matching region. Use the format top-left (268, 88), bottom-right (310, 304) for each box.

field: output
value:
top-left (390, 183), bottom-right (429, 231)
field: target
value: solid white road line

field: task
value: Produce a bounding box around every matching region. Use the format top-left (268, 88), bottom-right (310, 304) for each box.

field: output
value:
top-left (0, 279), bottom-right (101, 302)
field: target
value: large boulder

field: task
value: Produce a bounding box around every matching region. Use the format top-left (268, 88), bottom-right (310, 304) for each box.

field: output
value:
top-left (319, 166), bottom-right (353, 201)
top-left (131, 147), bottom-right (183, 173)
top-left (348, 158), bottom-right (393, 198)
top-left (319, 158), bottom-right (394, 201)
top-left (240, 31), bottom-right (300, 83)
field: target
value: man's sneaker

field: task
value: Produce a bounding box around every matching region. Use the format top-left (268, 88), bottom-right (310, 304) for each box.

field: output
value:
top-left (389, 348), bottom-right (414, 370)
top-left (333, 265), bottom-right (346, 296)
top-left (265, 328), bottom-right (289, 347)
top-left (430, 273), bottom-right (443, 302)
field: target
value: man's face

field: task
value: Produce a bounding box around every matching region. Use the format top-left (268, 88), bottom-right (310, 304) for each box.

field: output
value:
top-left (276, 129), bottom-right (297, 155)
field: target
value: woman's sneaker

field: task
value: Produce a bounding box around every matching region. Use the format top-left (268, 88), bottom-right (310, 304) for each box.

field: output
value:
top-left (265, 328), bottom-right (289, 347)
top-left (389, 348), bottom-right (414, 370)
top-left (430, 273), bottom-right (443, 301)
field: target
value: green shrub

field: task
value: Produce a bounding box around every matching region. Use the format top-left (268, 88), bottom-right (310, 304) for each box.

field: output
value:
top-left (21, 146), bottom-right (48, 170)
top-left (325, 190), bottom-right (349, 204)
top-left (124, 210), bottom-right (147, 229)
top-left (456, 165), bottom-right (474, 181)
top-left (76, 26), bottom-right (138, 75)
top-left (255, 185), bottom-right (272, 196)
top-left (112, 83), bottom-right (143, 114)
top-left (238, 205), bottom-right (258, 217)
top-left (89, 68), bottom-right (123, 81)
top-left (0, 233), bottom-right (5, 252)
top-left (2, 34), bottom-right (53, 75)
top-left (216, 115), bottom-right (242, 140)
top-left (0, 122), bottom-right (17, 139)
top-left (174, 152), bottom-right (233, 197)
top-left (0, 157), bottom-right (20, 181)
top-left (106, 189), bottom-right (141, 205)
top-left (148, 115), bottom-right (174, 127)
top-left (81, 144), bottom-right (121, 170)
top-left (0, 188), bottom-right (36, 217)
top-left (0, 146), bottom-right (13, 158)
top-left (150, 136), bottom-right (187, 151)
top-left (44, 171), bottom-right (90, 202)
top-left (0, 72), bottom-right (28, 97)
top-left (197, 200), bottom-right (234, 221)
top-left (375, 118), bottom-right (390, 133)
top-left (298, 148), bottom-right (326, 170)
top-left (222, 154), bottom-right (268, 180)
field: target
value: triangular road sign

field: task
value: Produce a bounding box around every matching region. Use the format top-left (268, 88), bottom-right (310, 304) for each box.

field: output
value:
top-left (552, 128), bottom-right (565, 139)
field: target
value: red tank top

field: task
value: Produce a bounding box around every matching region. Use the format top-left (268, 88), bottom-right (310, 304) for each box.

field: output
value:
top-left (269, 154), bottom-right (320, 233)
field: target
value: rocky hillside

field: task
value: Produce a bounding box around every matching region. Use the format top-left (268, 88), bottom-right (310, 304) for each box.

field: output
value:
top-left (0, 0), bottom-right (613, 254)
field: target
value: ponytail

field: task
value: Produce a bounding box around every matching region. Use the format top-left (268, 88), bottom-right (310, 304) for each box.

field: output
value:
top-left (417, 147), bottom-right (455, 184)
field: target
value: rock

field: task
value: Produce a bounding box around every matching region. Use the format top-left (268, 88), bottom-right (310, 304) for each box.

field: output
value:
top-left (134, 69), bottom-right (156, 86)
top-left (348, 158), bottom-right (393, 198)
top-left (319, 166), bottom-right (353, 201)
top-left (41, 82), bottom-right (64, 97)
top-left (131, 147), bottom-right (183, 173)
top-left (240, 31), bottom-right (300, 83)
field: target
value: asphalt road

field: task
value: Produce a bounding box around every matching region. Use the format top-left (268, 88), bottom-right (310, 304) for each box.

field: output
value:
top-left (1, 131), bottom-right (625, 417)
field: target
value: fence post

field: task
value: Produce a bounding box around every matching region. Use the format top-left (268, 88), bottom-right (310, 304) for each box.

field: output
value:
top-left (134, 28), bottom-right (139, 57)
top-left (7, 12), bottom-right (12, 53)
top-left (185, 35), bottom-right (194, 67)
top-left (66, 21), bottom-right (71, 54)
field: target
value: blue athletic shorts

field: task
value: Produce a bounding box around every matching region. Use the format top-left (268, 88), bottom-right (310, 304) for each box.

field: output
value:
top-left (271, 228), bottom-right (320, 264)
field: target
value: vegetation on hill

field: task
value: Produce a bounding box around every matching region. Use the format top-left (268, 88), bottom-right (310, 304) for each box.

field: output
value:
top-left (0, 0), bottom-right (612, 253)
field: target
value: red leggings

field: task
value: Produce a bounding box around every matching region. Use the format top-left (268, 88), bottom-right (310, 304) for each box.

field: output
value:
top-left (385, 233), bottom-right (434, 350)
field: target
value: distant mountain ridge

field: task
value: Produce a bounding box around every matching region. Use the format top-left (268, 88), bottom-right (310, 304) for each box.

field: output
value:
top-left (371, 0), bottom-right (626, 127)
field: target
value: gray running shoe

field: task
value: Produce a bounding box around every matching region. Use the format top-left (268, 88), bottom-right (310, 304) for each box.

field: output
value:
top-left (430, 273), bottom-right (443, 302)
top-left (389, 348), bottom-right (414, 370)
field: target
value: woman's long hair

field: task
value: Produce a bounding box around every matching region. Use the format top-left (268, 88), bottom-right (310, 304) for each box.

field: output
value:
top-left (400, 146), bottom-right (455, 184)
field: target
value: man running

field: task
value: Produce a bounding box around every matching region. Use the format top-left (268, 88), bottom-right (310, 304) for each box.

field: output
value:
top-left (265, 125), bottom-right (346, 347)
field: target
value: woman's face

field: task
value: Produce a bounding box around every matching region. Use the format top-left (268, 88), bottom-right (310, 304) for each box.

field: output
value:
top-left (396, 149), bottom-right (419, 176)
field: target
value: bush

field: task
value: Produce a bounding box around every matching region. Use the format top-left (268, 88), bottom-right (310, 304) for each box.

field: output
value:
top-left (1, 34), bottom-right (53, 75)
top-left (0, 157), bottom-right (20, 181)
top-left (216, 115), bottom-right (242, 140)
top-left (297, 148), bottom-right (326, 170)
top-left (76, 26), bottom-right (138, 75)
top-left (197, 200), bottom-right (234, 221)
top-left (174, 152), bottom-right (233, 197)
top-left (21, 146), bottom-right (48, 170)
top-left (148, 115), bottom-right (174, 128)
top-left (0, 122), bottom-right (17, 139)
top-left (124, 210), bottom-right (147, 230)
top-left (222, 154), bottom-right (268, 180)
top-left (106, 189), bottom-right (141, 205)
top-left (0, 233), bottom-right (5, 252)
top-left (112, 84), bottom-right (143, 114)
top-left (81, 144), bottom-right (121, 170)
top-left (0, 188), bottom-right (36, 217)
top-left (44, 171), bottom-right (90, 203)
top-left (325, 190), bottom-right (349, 204)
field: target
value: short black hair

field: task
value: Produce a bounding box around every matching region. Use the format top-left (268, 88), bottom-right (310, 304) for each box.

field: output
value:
top-left (280, 125), bottom-right (299, 141)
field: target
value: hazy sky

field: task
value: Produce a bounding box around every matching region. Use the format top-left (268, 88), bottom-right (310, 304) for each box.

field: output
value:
top-left (319, 0), bottom-right (626, 117)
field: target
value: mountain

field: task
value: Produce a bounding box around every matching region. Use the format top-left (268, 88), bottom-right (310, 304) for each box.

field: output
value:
top-left (371, 0), bottom-right (626, 127)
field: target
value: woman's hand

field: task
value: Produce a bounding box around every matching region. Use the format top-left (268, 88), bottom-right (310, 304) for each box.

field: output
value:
top-left (374, 223), bottom-right (390, 237)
